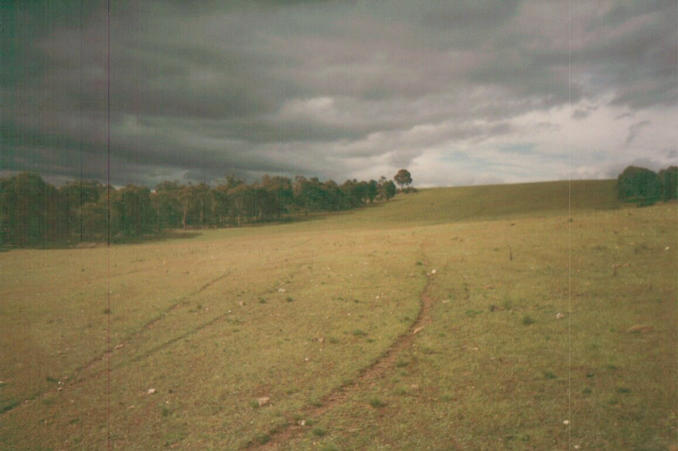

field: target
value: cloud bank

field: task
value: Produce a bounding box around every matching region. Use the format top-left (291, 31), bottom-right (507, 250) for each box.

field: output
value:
top-left (2, 0), bottom-right (677, 187)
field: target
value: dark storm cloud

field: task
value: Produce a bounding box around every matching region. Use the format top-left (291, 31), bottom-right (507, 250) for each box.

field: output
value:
top-left (423, 0), bottom-right (523, 30)
top-left (2, 0), bottom-right (676, 186)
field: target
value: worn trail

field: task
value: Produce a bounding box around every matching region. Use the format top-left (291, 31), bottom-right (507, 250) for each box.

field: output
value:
top-left (253, 254), bottom-right (438, 449)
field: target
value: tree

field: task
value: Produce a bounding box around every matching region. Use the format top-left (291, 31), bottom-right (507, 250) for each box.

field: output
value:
top-left (260, 175), bottom-right (293, 218)
top-left (59, 180), bottom-right (104, 239)
top-left (1, 171), bottom-right (399, 246)
top-left (178, 184), bottom-right (196, 229)
top-left (79, 200), bottom-right (109, 241)
top-left (229, 183), bottom-right (257, 225)
top-left (112, 185), bottom-right (156, 238)
top-left (321, 180), bottom-right (344, 210)
top-left (152, 181), bottom-right (182, 230)
top-left (658, 166), bottom-right (678, 201)
top-left (1, 173), bottom-right (48, 245)
top-left (295, 177), bottom-right (331, 213)
top-left (394, 169), bottom-right (412, 191)
top-left (339, 179), bottom-right (364, 209)
top-left (193, 183), bottom-right (214, 227)
top-left (366, 179), bottom-right (378, 203)
top-left (378, 177), bottom-right (396, 200)
top-left (617, 166), bottom-right (661, 204)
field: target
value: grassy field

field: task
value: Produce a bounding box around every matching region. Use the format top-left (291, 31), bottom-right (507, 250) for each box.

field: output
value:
top-left (1, 180), bottom-right (676, 449)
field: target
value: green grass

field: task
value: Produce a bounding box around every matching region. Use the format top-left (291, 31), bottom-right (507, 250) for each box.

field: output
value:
top-left (1, 180), bottom-right (676, 449)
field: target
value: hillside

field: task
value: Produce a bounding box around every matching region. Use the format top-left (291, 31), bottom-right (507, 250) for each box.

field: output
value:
top-left (323, 179), bottom-right (620, 228)
top-left (1, 179), bottom-right (675, 450)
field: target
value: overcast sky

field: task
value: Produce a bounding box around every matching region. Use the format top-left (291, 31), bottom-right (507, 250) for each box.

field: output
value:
top-left (2, 0), bottom-right (677, 187)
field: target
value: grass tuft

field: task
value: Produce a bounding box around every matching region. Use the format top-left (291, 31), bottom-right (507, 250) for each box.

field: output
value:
top-left (369, 397), bottom-right (387, 408)
top-left (254, 433), bottom-right (271, 444)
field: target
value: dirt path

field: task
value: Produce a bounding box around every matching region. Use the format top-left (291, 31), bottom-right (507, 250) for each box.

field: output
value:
top-left (252, 262), bottom-right (437, 449)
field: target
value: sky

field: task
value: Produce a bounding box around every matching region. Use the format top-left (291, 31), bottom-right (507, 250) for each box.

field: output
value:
top-left (2, 0), bottom-right (677, 187)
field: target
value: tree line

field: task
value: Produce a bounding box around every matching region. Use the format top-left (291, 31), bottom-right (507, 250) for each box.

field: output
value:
top-left (617, 165), bottom-right (677, 205)
top-left (0, 172), bottom-right (398, 246)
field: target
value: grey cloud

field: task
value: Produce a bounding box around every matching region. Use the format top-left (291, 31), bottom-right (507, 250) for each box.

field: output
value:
top-left (572, 104), bottom-right (598, 120)
top-left (582, 4), bottom-right (677, 108)
top-left (625, 120), bottom-right (651, 145)
top-left (2, 0), bottom-right (677, 187)
top-left (572, 110), bottom-right (589, 120)
top-left (423, 0), bottom-right (522, 28)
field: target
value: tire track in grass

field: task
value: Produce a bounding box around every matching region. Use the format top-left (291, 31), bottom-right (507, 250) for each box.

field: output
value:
top-left (73, 269), bottom-right (233, 379)
top-left (0, 270), bottom-right (231, 417)
top-left (1, 260), bottom-right (311, 417)
top-left (72, 260), bottom-right (307, 376)
top-left (252, 247), bottom-right (441, 450)
top-left (76, 259), bottom-right (310, 380)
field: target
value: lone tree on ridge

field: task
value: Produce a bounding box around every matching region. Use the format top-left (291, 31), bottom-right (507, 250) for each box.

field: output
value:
top-left (394, 169), bottom-right (413, 191)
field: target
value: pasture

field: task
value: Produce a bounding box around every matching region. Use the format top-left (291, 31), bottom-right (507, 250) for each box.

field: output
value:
top-left (1, 180), bottom-right (676, 449)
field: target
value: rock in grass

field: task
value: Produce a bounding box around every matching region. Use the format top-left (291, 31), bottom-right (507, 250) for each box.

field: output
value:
top-left (256, 396), bottom-right (270, 407)
top-left (147, 388), bottom-right (156, 395)
top-left (626, 324), bottom-right (653, 333)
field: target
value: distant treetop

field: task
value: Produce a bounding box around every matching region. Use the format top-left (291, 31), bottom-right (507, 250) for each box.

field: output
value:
top-left (394, 169), bottom-right (413, 190)
top-left (0, 171), bottom-right (399, 247)
top-left (617, 165), bottom-right (677, 205)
